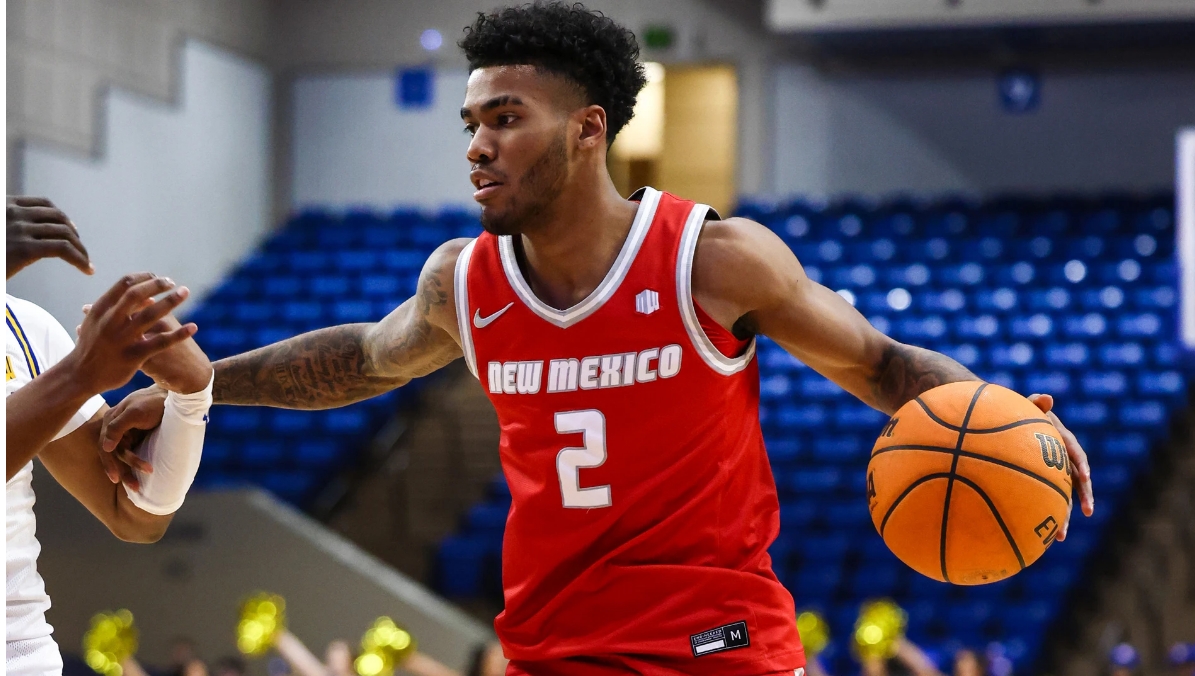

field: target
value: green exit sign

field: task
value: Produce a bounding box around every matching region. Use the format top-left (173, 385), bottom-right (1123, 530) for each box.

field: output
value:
top-left (642, 25), bottom-right (674, 50)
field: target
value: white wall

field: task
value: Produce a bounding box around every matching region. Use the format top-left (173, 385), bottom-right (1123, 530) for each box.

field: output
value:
top-left (12, 40), bottom-right (272, 327)
top-left (290, 70), bottom-right (475, 210)
top-left (771, 64), bottom-right (1195, 199)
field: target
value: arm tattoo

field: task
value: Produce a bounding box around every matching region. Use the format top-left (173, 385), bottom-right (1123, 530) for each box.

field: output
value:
top-left (870, 342), bottom-right (980, 414)
top-left (212, 325), bottom-right (406, 409)
top-left (211, 243), bottom-right (463, 409)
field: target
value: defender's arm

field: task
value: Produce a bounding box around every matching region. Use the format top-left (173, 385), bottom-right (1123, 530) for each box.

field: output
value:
top-left (39, 406), bottom-right (175, 543)
top-left (212, 239), bottom-right (467, 409)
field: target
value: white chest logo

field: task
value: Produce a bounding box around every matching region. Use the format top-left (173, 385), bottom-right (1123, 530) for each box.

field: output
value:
top-left (474, 302), bottom-right (514, 329)
top-left (635, 289), bottom-right (660, 315)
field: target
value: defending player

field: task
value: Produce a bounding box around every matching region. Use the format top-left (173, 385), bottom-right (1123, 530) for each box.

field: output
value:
top-left (103, 4), bottom-right (1093, 674)
top-left (6, 197), bottom-right (214, 676)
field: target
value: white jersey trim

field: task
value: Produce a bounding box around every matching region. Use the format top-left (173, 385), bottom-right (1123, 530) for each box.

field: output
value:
top-left (497, 187), bottom-right (662, 329)
top-left (676, 203), bottom-right (756, 376)
top-left (453, 239), bottom-right (479, 379)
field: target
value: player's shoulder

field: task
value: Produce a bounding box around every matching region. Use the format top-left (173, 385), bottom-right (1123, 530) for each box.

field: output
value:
top-left (5, 294), bottom-right (65, 340)
top-left (690, 216), bottom-right (804, 320)
top-left (692, 216), bottom-right (793, 285)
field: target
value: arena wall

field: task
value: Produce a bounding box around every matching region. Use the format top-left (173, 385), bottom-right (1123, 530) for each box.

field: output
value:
top-left (33, 469), bottom-right (491, 674)
top-left (11, 40), bottom-right (273, 330)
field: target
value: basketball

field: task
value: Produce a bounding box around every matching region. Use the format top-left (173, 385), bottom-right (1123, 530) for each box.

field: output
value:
top-left (866, 381), bottom-right (1073, 585)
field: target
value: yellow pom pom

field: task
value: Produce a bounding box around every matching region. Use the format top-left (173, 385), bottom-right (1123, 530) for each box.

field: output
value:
top-left (355, 617), bottom-right (417, 676)
top-left (796, 611), bottom-right (830, 657)
top-left (237, 592), bottom-right (287, 657)
top-left (853, 599), bottom-right (907, 659)
top-left (82, 610), bottom-right (138, 676)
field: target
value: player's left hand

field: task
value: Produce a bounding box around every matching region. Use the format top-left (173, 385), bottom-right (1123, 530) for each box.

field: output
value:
top-left (7, 196), bottom-right (93, 278)
top-left (1027, 393), bottom-right (1094, 541)
top-left (99, 386), bottom-right (167, 457)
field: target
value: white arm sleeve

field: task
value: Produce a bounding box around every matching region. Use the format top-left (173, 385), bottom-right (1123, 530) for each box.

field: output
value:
top-left (122, 373), bottom-right (213, 516)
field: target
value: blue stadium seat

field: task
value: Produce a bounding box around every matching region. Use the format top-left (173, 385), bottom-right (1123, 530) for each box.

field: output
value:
top-left (1082, 371), bottom-right (1128, 398)
top-left (310, 275), bottom-right (351, 296)
top-left (382, 250), bottom-right (426, 271)
top-left (436, 536), bottom-right (488, 597)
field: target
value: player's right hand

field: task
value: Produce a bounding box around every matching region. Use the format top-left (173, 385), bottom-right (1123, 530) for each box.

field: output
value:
top-left (66, 272), bottom-right (198, 394)
top-left (6, 196), bottom-right (93, 279)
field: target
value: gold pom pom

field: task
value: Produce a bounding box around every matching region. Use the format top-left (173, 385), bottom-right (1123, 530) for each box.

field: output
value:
top-left (237, 592), bottom-right (287, 656)
top-left (354, 617), bottom-right (416, 676)
top-left (796, 610), bottom-right (830, 657)
top-left (853, 598), bottom-right (907, 659)
top-left (83, 609), bottom-right (138, 676)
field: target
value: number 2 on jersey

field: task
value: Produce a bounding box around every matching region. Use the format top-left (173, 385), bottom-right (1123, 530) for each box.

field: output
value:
top-left (555, 410), bottom-right (612, 508)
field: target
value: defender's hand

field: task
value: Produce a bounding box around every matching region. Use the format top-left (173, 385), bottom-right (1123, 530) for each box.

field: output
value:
top-left (1028, 393), bottom-right (1094, 541)
top-left (100, 386), bottom-right (167, 456)
top-left (68, 273), bottom-right (197, 394)
top-left (6, 196), bottom-right (92, 278)
top-left (83, 305), bottom-right (211, 395)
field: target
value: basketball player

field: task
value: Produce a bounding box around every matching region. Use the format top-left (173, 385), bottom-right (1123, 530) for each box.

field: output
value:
top-left (6, 197), bottom-right (214, 676)
top-left (102, 4), bottom-right (1093, 674)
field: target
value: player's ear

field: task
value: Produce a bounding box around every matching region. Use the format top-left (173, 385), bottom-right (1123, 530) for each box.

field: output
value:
top-left (575, 105), bottom-right (607, 151)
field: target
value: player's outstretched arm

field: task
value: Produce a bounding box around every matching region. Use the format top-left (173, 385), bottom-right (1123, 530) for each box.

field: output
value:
top-left (692, 218), bottom-right (978, 416)
top-left (692, 218), bottom-right (1093, 530)
top-left (210, 239), bottom-right (468, 409)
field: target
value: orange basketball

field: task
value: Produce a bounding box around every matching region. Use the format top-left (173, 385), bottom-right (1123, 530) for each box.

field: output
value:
top-left (866, 381), bottom-right (1072, 585)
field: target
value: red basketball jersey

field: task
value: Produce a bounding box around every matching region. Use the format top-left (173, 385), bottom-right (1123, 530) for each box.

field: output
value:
top-left (454, 188), bottom-right (805, 675)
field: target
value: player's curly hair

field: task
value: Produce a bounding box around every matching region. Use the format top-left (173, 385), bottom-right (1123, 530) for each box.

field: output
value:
top-left (459, 2), bottom-right (647, 145)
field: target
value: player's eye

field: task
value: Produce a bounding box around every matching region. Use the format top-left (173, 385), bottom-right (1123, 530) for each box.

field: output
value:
top-left (497, 114), bottom-right (517, 126)
top-left (463, 125), bottom-right (477, 137)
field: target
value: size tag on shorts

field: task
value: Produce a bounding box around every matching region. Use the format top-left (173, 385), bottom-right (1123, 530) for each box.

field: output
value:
top-left (690, 620), bottom-right (749, 657)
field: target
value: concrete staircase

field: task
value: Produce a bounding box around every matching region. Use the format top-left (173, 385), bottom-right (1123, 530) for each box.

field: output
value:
top-left (323, 364), bottom-right (504, 617)
top-left (6, 0), bottom-right (273, 187)
top-left (1053, 407), bottom-right (1195, 675)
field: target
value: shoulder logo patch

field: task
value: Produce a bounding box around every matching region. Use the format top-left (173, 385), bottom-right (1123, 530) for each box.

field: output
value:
top-left (635, 289), bottom-right (660, 315)
top-left (690, 620), bottom-right (749, 658)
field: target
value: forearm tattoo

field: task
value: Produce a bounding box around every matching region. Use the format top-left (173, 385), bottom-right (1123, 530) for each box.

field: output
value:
top-left (870, 343), bottom-right (980, 414)
top-left (212, 325), bottom-right (405, 409)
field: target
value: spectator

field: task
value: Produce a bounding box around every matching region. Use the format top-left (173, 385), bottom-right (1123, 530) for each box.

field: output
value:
top-left (1170, 643), bottom-right (1195, 676)
top-left (466, 643), bottom-right (508, 676)
top-left (211, 657), bottom-right (246, 676)
top-left (1110, 643), bottom-right (1140, 676)
top-left (953, 649), bottom-right (985, 676)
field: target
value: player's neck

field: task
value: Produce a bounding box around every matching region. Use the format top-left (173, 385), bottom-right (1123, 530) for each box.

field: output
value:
top-left (515, 173), bottom-right (638, 311)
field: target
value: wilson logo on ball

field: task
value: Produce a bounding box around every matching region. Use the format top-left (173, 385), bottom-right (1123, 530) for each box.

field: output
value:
top-left (1034, 432), bottom-right (1069, 473)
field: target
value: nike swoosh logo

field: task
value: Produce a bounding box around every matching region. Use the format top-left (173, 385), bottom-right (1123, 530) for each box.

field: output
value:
top-left (474, 302), bottom-right (514, 329)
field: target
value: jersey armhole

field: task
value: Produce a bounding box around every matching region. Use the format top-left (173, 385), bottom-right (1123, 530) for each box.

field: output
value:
top-left (453, 239), bottom-right (479, 379)
top-left (675, 204), bottom-right (756, 376)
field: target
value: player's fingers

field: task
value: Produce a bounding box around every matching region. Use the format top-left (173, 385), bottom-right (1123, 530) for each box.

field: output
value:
top-left (113, 446), bottom-right (152, 475)
top-left (1027, 393), bottom-right (1054, 414)
top-left (1058, 499), bottom-right (1073, 541)
top-left (1051, 410), bottom-right (1094, 517)
top-left (40, 238), bottom-right (94, 275)
top-left (128, 287), bottom-right (189, 331)
top-left (128, 324), bottom-right (198, 361)
top-left (20, 206), bottom-right (74, 226)
top-left (10, 196), bottom-right (56, 208)
top-left (100, 402), bottom-right (136, 452)
top-left (91, 272), bottom-right (156, 316)
top-left (97, 446), bottom-right (122, 483)
top-left (112, 276), bottom-right (176, 318)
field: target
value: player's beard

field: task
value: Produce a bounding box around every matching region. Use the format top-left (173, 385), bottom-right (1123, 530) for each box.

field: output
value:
top-left (479, 130), bottom-right (569, 236)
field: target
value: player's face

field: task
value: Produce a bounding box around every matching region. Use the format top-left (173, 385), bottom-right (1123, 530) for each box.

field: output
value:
top-left (461, 66), bottom-right (575, 235)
